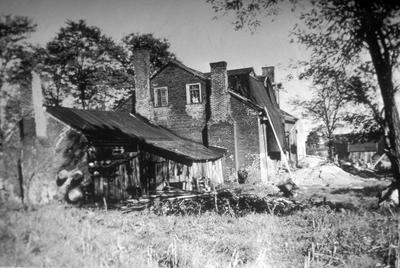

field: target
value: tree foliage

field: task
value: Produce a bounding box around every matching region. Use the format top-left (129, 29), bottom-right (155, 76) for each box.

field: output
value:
top-left (40, 20), bottom-right (133, 109)
top-left (293, 85), bottom-right (345, 160)
top-left (121, 33), bottom-right (177, 75)
top-left (0, 15), bottom-right (37, 144)
top-left (0, 15), bottom-right (36, 88)
top-left (40, 26), bottom-right (177, 109)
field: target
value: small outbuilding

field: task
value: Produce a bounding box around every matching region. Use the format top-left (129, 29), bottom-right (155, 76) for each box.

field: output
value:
top-left (46, 106), bottom-right (225, 201)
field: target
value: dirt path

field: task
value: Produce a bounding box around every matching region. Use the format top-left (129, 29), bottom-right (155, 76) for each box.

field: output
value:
top-left (291, 156), bottom-right (391, 210)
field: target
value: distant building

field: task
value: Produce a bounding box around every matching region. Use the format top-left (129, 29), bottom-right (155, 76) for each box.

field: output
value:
top-left (281, 110), bottom-right (307, 165)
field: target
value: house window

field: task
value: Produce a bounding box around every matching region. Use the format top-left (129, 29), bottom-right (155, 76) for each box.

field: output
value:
top-left (186, 83), bottom-right (202, 104)
top-left (154, 87), bottom-right (168, 107)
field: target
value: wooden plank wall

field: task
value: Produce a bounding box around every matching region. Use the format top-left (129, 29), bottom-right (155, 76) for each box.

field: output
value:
top-left (93, 153), bottom-right (140, 201)
top-left (348, 142), bottom-right (377, 152)
top-left (93, 147), bottom-right (224, 201)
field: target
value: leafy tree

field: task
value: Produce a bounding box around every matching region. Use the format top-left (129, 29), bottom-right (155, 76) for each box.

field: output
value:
top-left (339, 63), bottom-right (384, 139)
top-left (40, 20), bottom-right (133, 109)
top-left (303, 64), bottom-right (384, 144)
top-left (293, 85), bottom-right (345, 160)
top-left (121, 33), bottom-right (177, 75)
top-left (0, 15), bottom-right (36, 88)
top-left (208, 0), bottom-right (400, 193)
top-left (0, 15), bottom-right (36, 142)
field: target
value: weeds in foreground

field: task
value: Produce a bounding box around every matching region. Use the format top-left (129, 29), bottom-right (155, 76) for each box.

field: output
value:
top-left (300, 207), bottom-right (399, 267)
top-left (1, 203), bottom-right (399, 267)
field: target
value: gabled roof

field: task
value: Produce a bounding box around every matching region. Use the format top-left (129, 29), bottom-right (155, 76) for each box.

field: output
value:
top-left (151, 60), bottom-right (208, 80)
top-left (153, 61), bottom-right (255, 81)
top-left (46, 106), bottom-right (224, 163)
top-left (203, 67), bottom-right (255, 78)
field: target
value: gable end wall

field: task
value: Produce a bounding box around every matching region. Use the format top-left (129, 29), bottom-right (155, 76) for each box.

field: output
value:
top-left (150, 65), bottom-right (207, 143)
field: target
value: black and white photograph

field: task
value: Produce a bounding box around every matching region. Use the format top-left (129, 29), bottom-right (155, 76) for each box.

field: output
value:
top-left (1, 0), bottom-right (400, 267)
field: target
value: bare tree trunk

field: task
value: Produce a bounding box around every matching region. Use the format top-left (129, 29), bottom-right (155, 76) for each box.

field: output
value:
top-left (370, 62), bottom-right (400, 204)
top-left (367, 54), bottom-right (400, 204)
top-left (384, 102), bottom-right (400, 204)
top-left (17, 158), bottom-right (24, 204)
top-left (362, 4), bottom-right (400, 205)
top-left (327, 139), bottom-right (334, 162)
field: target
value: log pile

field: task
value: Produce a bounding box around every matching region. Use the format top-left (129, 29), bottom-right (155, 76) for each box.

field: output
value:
top-left (56, 169), bottom-right (85, 203)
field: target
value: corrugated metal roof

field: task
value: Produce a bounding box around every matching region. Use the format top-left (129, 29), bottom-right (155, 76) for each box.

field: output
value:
top-left (46, 106), bottom-right (224, 162)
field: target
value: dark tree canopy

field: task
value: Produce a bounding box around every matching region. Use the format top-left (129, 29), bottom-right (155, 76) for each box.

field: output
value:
top-left (121, 33), bottom-right (177, 75)
top-left (0, 15), bottom-right (36, 87)
top-left (0, 15), bottom-right (37, 144)
top-left (40, 20), bottom-right (133, 109)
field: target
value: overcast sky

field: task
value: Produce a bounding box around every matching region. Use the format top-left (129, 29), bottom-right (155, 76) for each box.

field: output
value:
top-left (1, 0), bottom-right (313, 115)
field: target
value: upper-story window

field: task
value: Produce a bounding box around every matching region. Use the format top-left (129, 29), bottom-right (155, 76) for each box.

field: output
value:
top-left (154, 87), bottom-right (168, 107)
top-left (186, 83), bottom-right (202, 104)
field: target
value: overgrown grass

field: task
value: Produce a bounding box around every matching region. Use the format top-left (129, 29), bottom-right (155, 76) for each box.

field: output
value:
top-left (0, 202), bottom-right (398, 267)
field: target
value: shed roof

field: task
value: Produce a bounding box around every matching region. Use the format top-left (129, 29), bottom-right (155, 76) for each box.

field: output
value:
top-left (248, 77), bottom-right (285, 151)
top-left (46, 106), bottom-right (224, 162)
top-left (281, 109), bottom-right (298, 124)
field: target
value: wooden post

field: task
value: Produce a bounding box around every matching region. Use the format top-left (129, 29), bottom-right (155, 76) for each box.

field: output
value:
top-left (17, 158), bottom-right (24, 204)
top-left (233, 120), bottom-right (239, 181)
top-left (263, 107), bottom-right (293, 180)
top-left (103, 196), bottom-right (108, 211)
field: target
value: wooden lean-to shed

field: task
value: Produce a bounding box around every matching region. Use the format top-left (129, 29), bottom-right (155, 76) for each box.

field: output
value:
top-left (46, 106), bottom-right (225, 201)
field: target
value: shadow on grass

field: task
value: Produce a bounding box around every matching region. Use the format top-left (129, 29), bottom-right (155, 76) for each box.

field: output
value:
top-left (330, 185), bottom-right (388, 197)
top-left (340, 164), bottom-right (391, 179)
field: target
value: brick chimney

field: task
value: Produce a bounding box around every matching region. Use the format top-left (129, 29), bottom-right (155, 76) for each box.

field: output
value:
top-left (31, 72), bottom-right (47, 138)
top-left (209, 61), bottom-right (230, 122)
top-left (18, 72), bottom-right (47, 139)
top-left (262, 66), bottom-right (275, 84)
top-left (133, 49), bottom-right (153, 121)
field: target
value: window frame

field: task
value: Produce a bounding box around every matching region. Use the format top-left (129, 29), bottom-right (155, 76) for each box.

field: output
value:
top-left (185, 83), bottom-right (202, 104)
top-left (154, 86), bottom-right (169, 107)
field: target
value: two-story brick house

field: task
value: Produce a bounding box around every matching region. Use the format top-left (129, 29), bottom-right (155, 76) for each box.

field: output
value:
top-left (118, 50), bottom-right (285, 181)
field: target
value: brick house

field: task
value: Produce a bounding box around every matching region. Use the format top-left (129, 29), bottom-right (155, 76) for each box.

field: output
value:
top-left (118, 50), bottom-right (285, 182)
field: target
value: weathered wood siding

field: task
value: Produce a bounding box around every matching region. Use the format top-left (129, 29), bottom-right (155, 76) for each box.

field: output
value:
top-left (92, 146), bottom-right (223, 201)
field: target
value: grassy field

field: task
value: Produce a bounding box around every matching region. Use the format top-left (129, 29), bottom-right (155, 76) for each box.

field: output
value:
top-left (1, 197), bottom-right (399, 268)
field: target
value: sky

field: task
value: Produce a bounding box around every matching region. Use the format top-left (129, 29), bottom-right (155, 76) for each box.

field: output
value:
top-left (0, 0), bottom-right (313, 116)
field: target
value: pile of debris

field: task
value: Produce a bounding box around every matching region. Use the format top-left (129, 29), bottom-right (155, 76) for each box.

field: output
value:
top-left (144, 189), bottom-right (306, 217)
